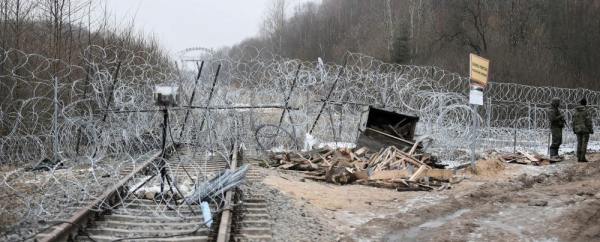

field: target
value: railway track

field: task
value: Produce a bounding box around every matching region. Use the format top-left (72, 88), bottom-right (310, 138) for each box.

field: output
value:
top-left (36, 145), bottom-right (272, 242)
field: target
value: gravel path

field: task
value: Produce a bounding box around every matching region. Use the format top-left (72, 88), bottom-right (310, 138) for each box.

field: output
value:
top-left (241, 180), bottom-right (339, 242)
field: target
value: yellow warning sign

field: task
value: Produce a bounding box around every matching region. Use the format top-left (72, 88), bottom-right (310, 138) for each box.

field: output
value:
top-left (470, 54), bottom-right (490, 85)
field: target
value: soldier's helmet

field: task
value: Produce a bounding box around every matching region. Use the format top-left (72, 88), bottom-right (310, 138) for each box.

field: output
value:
top-left (551, 98), bottom-right (560, 107)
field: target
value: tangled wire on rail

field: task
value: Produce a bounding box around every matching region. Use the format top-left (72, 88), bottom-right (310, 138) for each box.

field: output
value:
top-left (1, 45), bottom-right (599, 239)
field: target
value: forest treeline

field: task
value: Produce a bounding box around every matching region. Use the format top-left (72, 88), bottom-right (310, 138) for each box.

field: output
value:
top-left (0, 0), bottom-right (169, 71)
top-left (0, 0), bottom-right (172, 137)
top-left (228, 0), bottom-right (600, 91)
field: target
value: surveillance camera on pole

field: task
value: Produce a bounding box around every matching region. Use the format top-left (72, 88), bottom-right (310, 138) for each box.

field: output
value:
top-left (154, 85), bottom-right (180, 107)
top-left (154, 85), bottom-right (181, 197)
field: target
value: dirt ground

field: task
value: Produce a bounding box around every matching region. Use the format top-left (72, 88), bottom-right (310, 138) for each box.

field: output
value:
top-left (261, 152), bottom-right (600, 242)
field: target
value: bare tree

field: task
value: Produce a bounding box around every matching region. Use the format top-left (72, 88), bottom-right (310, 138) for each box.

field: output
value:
top-left (437, 0), bottom-right (493, 56)
top-left (385, 0), bottom-right (394, 62)
top-left (260, 0), bottom-right (288, 55)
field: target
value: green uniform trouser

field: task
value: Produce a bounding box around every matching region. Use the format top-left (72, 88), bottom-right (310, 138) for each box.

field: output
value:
top-left (550, 127), bottom-right (563, 149)
top-left (576, 133), bottom-right (590, 161)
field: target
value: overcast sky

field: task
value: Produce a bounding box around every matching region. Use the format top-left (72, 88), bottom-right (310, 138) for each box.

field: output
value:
top-left (96, 0), bottom-right (318, 54)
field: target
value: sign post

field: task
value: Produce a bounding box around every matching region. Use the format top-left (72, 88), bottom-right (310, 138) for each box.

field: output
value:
top-left (469, 54), bottom-right (490, 167)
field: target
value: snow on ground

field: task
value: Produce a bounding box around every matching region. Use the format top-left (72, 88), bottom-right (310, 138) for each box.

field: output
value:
top-left (441, 141), bottom-right (600, 168)
top-left (316, 142), bottom-right (355, 149)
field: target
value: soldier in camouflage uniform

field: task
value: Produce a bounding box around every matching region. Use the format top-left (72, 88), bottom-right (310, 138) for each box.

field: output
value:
top-left (548, 98), bottom-right (565, 157)
top-left (572, 98), bottom-right (594, 162)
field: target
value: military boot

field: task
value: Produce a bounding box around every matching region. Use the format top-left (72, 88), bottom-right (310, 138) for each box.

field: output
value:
top-left (582, 155), bottom-right (589, 162)
top-left (549, 148), bottom-right (558, 158)
top-left (577, 153), bottom-right (587, 162)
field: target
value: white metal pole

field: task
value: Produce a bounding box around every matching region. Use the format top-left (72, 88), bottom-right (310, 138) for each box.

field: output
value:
top-left (471, 105), bottom-right (478, 167)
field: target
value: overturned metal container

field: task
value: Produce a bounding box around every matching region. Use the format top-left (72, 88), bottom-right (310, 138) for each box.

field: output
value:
top-left (356, 107), bottom-right (421, 151)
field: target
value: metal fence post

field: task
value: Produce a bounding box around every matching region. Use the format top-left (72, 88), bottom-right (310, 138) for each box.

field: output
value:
top-left (534, 103), bottom-right (538, 147)
top-left (527, 102), bottom-right (531, 149)
top-left (565, 106), bottom-right (570, 144)
top-left (470, 105), bottom-right (478, 167)
top-left (53, 77), bottom-right (59, 162)
top-left (528, 102), bottom-right (531, 131)
top-left (513, 121), bottom-right (517, 154)
top-left (436, 97), bottom-right (443, 136)
top-left (382, 76), bottom-right (388, 109)
top-left (486, 98), bottom-right (492, 150)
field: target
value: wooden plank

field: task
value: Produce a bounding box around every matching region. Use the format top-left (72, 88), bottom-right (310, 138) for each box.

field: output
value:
top-left (423, 169), bottom-right (454, 181)
top-left (389, 179), bottom-right (410, 187)
top-left (375, 150), bottom-right (396, 171)
top-left (298, 147), bottom-right (330, 157)
top-left (354, 168), bottom-right (452, 181)
top-left (319, 154), bottom-right (331, 166)
top-left (368, 181), bottom-right (397, 189)
top-left (417, 184), bottom-right (435, 191)
top-left (311, 149), bottom-right (335, 163)
top-left (396, 187), bottom-right (428, 192)
top-left (367, 148), bottom-right (385, 166)
top-left (303, 175), bottom-right (326, 180)
top-left (396, 153), bottom-right (428, 168)
top-left (367, 128), bottom-right (417, 146)
top-left (409, 165), bottom-right (427, 181)
top-left (344, 147), bottom-right (355, 161)
top-left (355, 170), bottom-right (412, 180)
top-left (384, 124), bottom-right (403, 138)
top-left (354, 162), bottom-right (365, 171)
top-left (355, 172), bottom-right (369, 180)
top-left (531, 151), bottom-right (550, 161)
top-left (408, 140), bottom-right (421, 156)
top-left (372, 148), bottom-right (391, 168)
top-left (518, 150), bottom-right (539, 162)
top-left (280, 163), bottom-right (298, 169)
top-left (450, 176), bottom-right (465, 184)
top-left (354, 146), bottom-right (369, 156)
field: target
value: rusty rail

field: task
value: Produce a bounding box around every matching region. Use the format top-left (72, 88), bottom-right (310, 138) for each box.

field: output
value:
top-left (41, 144), bottom-right (242, 242)
top-left (40, 150), bottom-right (162, 242)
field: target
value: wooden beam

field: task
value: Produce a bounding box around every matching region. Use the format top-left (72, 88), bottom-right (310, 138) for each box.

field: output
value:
top-left (408, 140), bottom-right (421, 156)
top-left (518, 150), bottom-right (539, 162)
top-left (354, 146), bottom-right (369, 156)
top-left (423, 169), bottom-right (454, 181)
top-left (367, 128), bottom-right (417, 146)
top-left (303, 175), bottom-right (326, 180)
top-left (355, 168), bottom-right (452, 181)
top-left (409, 165), bottom-right (427, 181)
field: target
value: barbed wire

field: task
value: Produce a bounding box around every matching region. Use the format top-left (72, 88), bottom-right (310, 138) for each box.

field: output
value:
top-left (1, 45), bottom-right (598, 239)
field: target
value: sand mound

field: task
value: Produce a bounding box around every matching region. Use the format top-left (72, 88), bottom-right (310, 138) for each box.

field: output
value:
top-left (464, 159), bottom-right (507, 179)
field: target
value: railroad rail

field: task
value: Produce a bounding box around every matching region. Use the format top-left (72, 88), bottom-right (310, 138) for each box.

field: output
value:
top-left (36, 145), bottom-right (272, 242)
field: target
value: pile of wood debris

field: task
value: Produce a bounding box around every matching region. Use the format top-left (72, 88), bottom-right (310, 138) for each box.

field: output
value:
top-left (494, 150), bottom-right (561, 166)
top-left (266, 145), bottom-right (462, 192)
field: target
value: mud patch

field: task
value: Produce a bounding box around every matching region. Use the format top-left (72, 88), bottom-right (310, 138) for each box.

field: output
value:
top-left (386, 209), bottom-right (472, 241)
top-left (340, 157), bottom-right (600, 241)
top-left (548, 189), bottom-right (600, 241)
